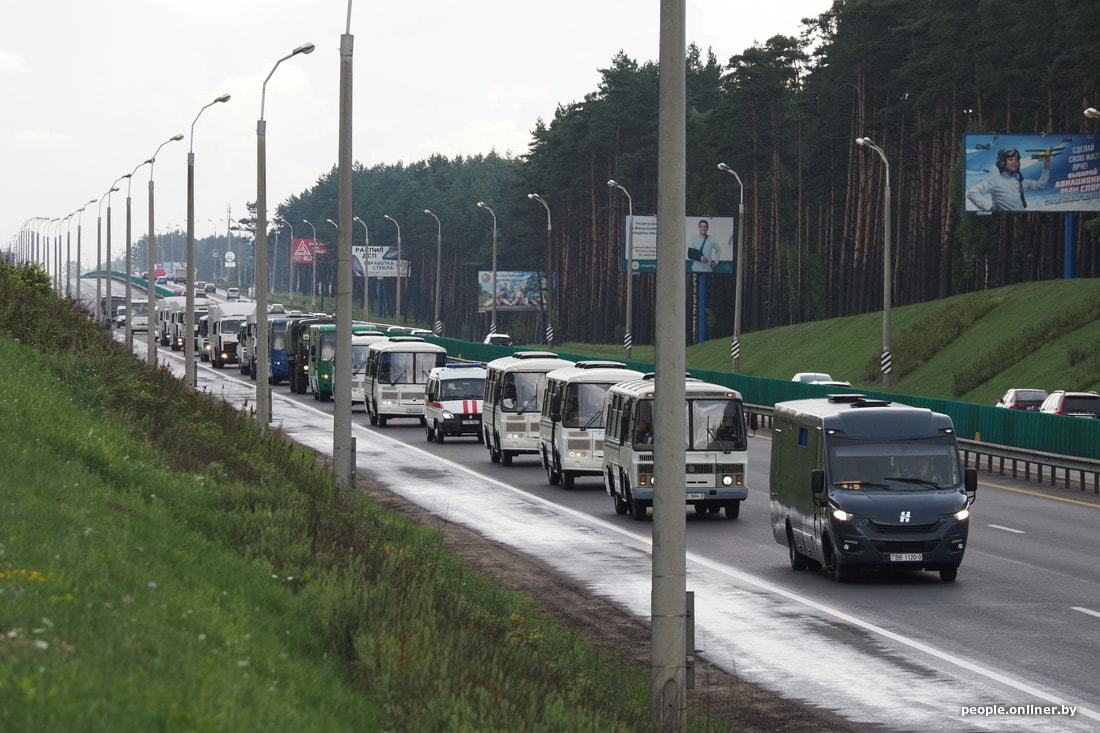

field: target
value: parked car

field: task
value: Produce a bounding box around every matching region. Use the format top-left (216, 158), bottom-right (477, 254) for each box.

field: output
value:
top-left (483, 333), bottom-right (514, 347)
top-left (1039, 391), bottom-right (1100, 418)
top-left (792, 372), bottom-right (833, 384)
top-left (996, 388), bottom-right (1048, 411)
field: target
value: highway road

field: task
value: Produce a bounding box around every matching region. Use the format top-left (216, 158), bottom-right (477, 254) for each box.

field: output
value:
top-left (105, 285), bottom-right (1099, 731)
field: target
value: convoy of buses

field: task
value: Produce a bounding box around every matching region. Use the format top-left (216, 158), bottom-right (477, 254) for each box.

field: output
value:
top-left (138, 293), bottom-right (976, 583)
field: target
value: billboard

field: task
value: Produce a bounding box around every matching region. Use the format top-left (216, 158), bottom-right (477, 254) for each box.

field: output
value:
top-left (290, 238), bottom-right (328, 265)
top-left (622, 215), bottom-right (736, 273)
top-left (477, 271), bottom-right (545, 312)
top-left (963, 133), bottom-right (1100, 213)
top-left (361, 245), bottom-right (408, 277)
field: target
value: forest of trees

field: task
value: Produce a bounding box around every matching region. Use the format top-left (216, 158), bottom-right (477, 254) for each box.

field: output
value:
top-left (265, 0), bottom-right (1099, 343)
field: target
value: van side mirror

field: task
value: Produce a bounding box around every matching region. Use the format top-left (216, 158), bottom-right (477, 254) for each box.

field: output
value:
top-left (550, 410), bottom-right (561, 422)
top-left (749, 413), bottom-right (759, 432)
top-left (964, 467), bottom-right (978, 503)
top-left (811, 469), bottom-right (825, 496)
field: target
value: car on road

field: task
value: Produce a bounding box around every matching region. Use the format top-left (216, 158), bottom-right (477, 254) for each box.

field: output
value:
top-left (155, 276), bottom-right (168, 285)
top-left (995, 388), bottom-right (1048, 411)
top-left (205, 283), bottom-right (217, 294)
top-left (114, 305), bottom-right (127, 328)
top-left (792, 372), bottom-right (833, 384)
top-left (484, 333), bottom-right (514, 347)
top-left (424, 364), bottom-right (487, 443)
top-left (226, 287), bottom-right (240, 301)
top-left (769, 393), bottom-right (976, 583)
top-left (1039, 391), bottom-right (1100, 418)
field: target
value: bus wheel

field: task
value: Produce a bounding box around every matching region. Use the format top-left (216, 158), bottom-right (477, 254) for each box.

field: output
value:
top-left (377, 417), bottom-right (387, 427)
top-left (561, 471), bottom-right (574, 490)
top-left (825, 542), bottom-right (853, 583)
top-left (787, 525), bottom-right (808, 571)
top-left (707, 504), bottom-right (721, 514)
top-left (490, 440), bottom-right (501, 463)
top-left (546, 452), bottom-right (560, 485)
top-left (724, 500), bottom-right (741, 519)
top-left (630, 500), bottom-right (647, 521)
top-left (613, 490), bottom-right (629, 515)
top-left (939, 565), bottom-right (959, 582)
top-left (368, 411), bottom-right (378, 426)
top-left (434, 423), bottom-right (445, 444)
top-left (476, 431), bottom-right (484, 444)
top-left (501, 450), bottom-right (514, 466)
top-left (418, 416), bottom-right (427, 427)
top-left (426, 423), bottom-right (434, 442)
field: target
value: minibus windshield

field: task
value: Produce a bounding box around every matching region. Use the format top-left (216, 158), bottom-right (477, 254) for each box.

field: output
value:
top-left (827, 436), bottom-right (960, 489)
top-left (441, 378), bottom-right (484, 400)
top-left (501, 372), bottom-right (545, 413)
top-left (563, 383), bottom-right (614, 428)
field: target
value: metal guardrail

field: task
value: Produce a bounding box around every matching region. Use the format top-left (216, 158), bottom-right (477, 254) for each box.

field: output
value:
top-left (744, 403), bottom-right (1100, 496)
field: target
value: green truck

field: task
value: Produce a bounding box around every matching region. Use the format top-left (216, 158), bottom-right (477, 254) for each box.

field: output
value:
top-left (307, 324), bottom-right (387, 401)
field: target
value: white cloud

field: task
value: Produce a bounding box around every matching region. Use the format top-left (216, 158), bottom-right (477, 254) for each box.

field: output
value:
top-left (7, 129), bottom-right (72, 151)
top-left (0, 49), bottom-right (28, 77)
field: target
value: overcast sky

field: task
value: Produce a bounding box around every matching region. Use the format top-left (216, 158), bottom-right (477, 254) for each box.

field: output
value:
top-left (2, 1), bottom-right (829, 265)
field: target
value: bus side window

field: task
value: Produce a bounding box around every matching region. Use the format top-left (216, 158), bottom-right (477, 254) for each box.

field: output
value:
top-left (619, 400), bottom-right (632, 444)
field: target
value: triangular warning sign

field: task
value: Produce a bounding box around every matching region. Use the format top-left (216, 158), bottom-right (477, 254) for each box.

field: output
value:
top-left (294, 242), bottom-right (311, 257)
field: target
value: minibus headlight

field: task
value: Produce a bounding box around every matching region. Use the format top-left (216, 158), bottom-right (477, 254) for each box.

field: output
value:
top-left (442, 410), bottom-right (454, 420)
top-left (954, 508), bottom-right (970, 521)
top-left (381, 400), bottom-right (394, 406)
top-left (721, 475), bottom-right (733, 486)
top-left (638, 474), bottom-right (652, 486)
top-left (832, 508), bottom-right (852, 522)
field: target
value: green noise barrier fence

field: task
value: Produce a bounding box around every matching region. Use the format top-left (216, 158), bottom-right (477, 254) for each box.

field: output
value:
top-left (81, 270), bottom-right (176, 298)
top-left (424, 335), bottom-right (1100, 461)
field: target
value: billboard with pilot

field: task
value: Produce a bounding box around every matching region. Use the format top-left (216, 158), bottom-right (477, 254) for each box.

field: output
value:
top-left (963, 133), bottom-right (1100, 213)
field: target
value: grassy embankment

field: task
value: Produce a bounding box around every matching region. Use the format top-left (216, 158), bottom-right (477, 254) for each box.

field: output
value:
top-left (0, 261), bottom-right (662, 731)
top-left (551, 279), bottom-right (1100, 403)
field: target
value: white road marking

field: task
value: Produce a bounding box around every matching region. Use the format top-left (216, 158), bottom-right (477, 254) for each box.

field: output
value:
top-left (988, 524), bottom-right (1026, 534)
top-left (140, 341), bottom-right (1100, 728)
top-left (1071, 607), bottom-right (1100, 620)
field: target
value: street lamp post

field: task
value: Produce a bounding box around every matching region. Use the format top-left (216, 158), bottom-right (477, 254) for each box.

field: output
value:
top-left (607, 180), bottom-right (634, 356)
top-left (383, 214), bottom-right (402, 321)
top-left (353, 216), bottom-right (369, 318)
top-left (527, 193), bottom-right (553, 344)
top-left (717, 162), bottom-right (745, 371)
top-left (475, 202), bottom-right (497, 334)
top-left (127, 161), bottom-right (152, 350)
top-left (64, 213), bottom-right (73, 298)
top-left (334, 4), bottom-right (355, 490)
top-left (302, 219), bottom-right (318, 308)
top-left (96, 190), bottom-right (116, 327)
top-left (146, 133), bottom-right (185, 367)
top-left (423, 209), bottom-right (442, 334)
top-left (106, 175), bottom-right (128, 313)
top-left (277, 217), bottom-right (294, 295)
top-left (48, 218), bottom-right (59, 292)
top-left (76, 200), bottom-right (94, 306)
top-left (856, 136), bottom-right (892, 388)
top-left (188, 94), bottom-right (231, 390)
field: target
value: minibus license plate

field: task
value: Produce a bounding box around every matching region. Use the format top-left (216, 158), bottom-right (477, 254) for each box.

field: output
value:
top-left (462, 419), bottom-right (478, 425)
top-left (890, 553), bottom-right (923, 562)
top-left (686, 492), bottom-right (704, 500)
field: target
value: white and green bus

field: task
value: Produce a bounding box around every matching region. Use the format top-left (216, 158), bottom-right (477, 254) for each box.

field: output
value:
top-left (602, 375), bottom-right (749, 521)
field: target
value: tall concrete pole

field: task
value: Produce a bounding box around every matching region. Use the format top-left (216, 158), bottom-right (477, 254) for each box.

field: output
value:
top-left (278, 218), bottom-right (295, 297)
top-left (190, 95), bottom-right (230, 391)
top-left (65, 215), bottom-right (72, 298)
top-left (146, 134), bottom-right (184, 367)
top-left (476, 202), bottom-right (497, 333)
top-left (383, 214), bottom-right (402, 321)
top-left (303, 219), bottom-right (318, 309)
top-left (354, 216), bottom-right (369, 318)
top-left (653, 0), bottom-right (687, 728)
top-left (424, 210), bottom-right (442, 334)
top-left (334, 13), bottom-right (355, 490)
top-left (857, 137), bottom-right (892, 389)
top-left (717, 163), bottom-right (745, 371)
top-left (527, 193), bottom-right (553, 345)
top-left (257, 43), bottom-right (317, 430)
top-left (96, 206), bottom-right (103, 325)
top-left (76, 202), bottom-right (93, 305)
top-left (127, 163), bottom-right (149, 352)
top-left (608, 180), bottom-right (634, 356)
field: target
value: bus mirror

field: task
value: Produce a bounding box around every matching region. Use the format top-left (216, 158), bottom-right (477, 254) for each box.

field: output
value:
top-left (749, 413), bottom-right (759, 432)
top-left (964, 467), bottom-right (977, 502)
top-left (811, 469), bottom-right (825, 496)
top-left (550, 410), bottom-right (561, 422)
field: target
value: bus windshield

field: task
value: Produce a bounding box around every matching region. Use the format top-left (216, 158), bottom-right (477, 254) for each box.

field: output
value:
top-left (632, 398), bottom-right (746, 451)
top-left (319, 333), bottom-right (336, 361)
top-left (130, 302), bottom-right (149, 315)
top-left (352, 345), bottom-right (370, 373)
top-left (271, 323), bottom-right (287, 351)
top-left (501, 372), bottom-right (545, 413)
top-left (441, 378), bottom-right (484, 401)
top-left (562, 383), bottom-right (614, 428)
top-left (827, 436), bottom-right (961, 489)
top-left (221, 319), bottom-right (241, 334)
top-left (379, 352), bottom-right (443, 384)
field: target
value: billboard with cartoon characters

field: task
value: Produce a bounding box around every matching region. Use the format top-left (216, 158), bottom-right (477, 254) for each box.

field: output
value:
top-left (477, 271), bottom-right (545, 312)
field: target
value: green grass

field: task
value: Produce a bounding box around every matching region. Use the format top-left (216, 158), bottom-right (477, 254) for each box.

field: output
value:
top-left (542, 279), bottom-right (1100, 403)
top-left (0, 262), bottom-right (664, 731)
